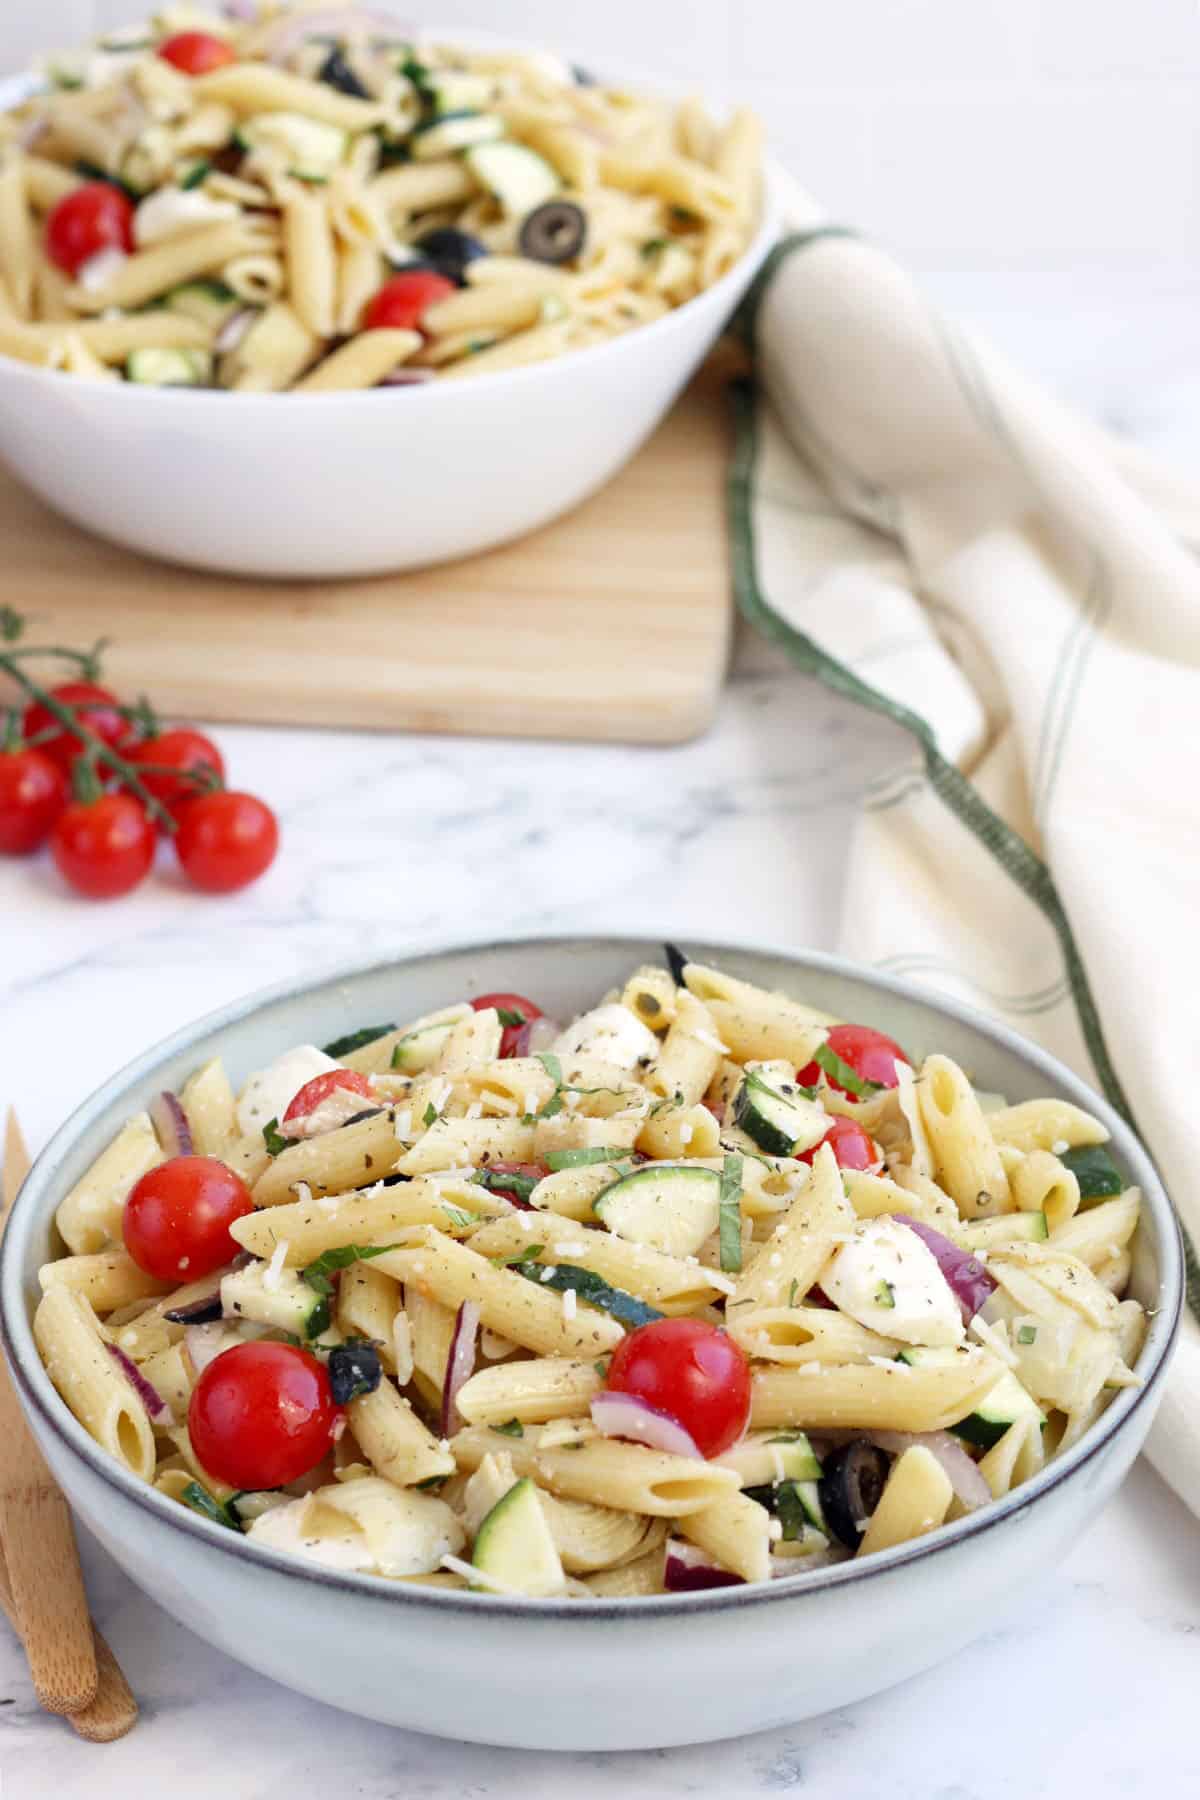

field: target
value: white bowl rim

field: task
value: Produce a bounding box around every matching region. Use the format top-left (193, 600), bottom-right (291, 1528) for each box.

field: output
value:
top-left (1, 931), bottom-right (1183, 1620)
top-left (0, 32), bottom-right (782, 406)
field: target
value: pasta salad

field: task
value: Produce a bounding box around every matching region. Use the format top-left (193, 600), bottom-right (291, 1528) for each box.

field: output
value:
top-left (35, 955), bottom-right (1146, 1597)
top-left (0, 3), bottom-right (763, 391)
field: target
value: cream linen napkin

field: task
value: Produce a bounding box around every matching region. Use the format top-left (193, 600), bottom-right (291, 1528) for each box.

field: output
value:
top-left (733, 185), bottom-right (1200, 1517)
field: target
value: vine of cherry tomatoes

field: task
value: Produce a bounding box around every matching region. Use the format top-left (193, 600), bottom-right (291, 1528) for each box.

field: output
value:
top-left (0, 609), bottom-right (278, 900)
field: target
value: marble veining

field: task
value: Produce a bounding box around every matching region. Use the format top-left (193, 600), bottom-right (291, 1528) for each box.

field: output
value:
top-left (1, 277), bottom-right (1198, 1795)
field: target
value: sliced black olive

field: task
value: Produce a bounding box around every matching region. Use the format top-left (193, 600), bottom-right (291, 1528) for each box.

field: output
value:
top-left (818, 1439), bottom-right (890, 1548)
top-left (413, 226), bottom-right (489, 286)
top-left (663, 942), bottom-right (689, 988)
top-left (572, 64), bottom-right (597, 86)
top-left (327, 1341), bottom-right (383, 1406)
top-left (341, 1106), bottom-right (385, 1129)
top-left (163, 1292), bottom-right (223, 1325)
top-left (518, 200), bottom-right (587, 266)
top-left (318, 46), bottom-right (371, 100)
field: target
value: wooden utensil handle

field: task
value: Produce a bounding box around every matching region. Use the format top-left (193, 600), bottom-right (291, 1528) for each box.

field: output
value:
top-left (0, 1547), bottom-right (136, 1741)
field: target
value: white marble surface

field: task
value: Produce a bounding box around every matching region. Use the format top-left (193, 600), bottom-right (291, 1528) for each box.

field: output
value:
top-left (2, 274), bottom-right (1199, 1795)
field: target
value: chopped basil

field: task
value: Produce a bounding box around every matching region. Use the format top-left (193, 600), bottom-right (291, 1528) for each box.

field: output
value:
top-left (180, 1481), bottom-right (240, 1532)
top-left (422, 1101), bottom-right (438, 1128)
top-left (180, 160), bottom-right (210, 191)
top-left (473, 1167), bottom-right (538, 1203)
top-left (492, 1418), bottom-right (525, 1437)
top-left (1017, 1324), bottom-right (1038, 1346)
top-left (536, 1051), bottom-right (563, 1087)
top-left (718, 1152), bottom-right (743, 1274)
top-left (491, 1244), bottom-right (545, 1268)
top-left (439, 1204), bottom-right (476, 1230)
top-left (302, 1243), bottom-right (401, 1299)
top-left (544, 1146), bottom-right (624, 1171)
top-left (1059, 1144), bottom-right (1125, 1200)
top-left (744, 1481), bottom-right (808, 1542)
top-left (261, 1117), bottom-right (289, 1156)
top-left (593, 1359), bottom-right (609, 1378)
top-left (74, 160), bottom-right (140, 202)
top-left (538, 1092), bottom-right (565, 1120)
top-left (814, 1043), bottom-right (883, 1099)
top-left (511, 1261), bottom-right (663, 1328)
top-left (322, 1023), bottom-right (395, 1058)
top-left (494, 1006), bottom-right (527, 1027)
top-left (640, 237), bottom-right (669, 257)
top-left (788, 1278), bottom-right (800, 1308)
top-left (874, 1279), bottom-right (896, 1309)
top-left (415, 1474), bottom-right (446, 1491)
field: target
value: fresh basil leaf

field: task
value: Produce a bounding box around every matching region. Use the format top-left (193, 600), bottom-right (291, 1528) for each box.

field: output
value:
top-left (181, 1480), bottom-right (240, 1532)
top-left (663, 942), bottom-right (688, 987)
top-left (1017, 1324), bottom-right (1038, 1345)
top-left (262, 1117), bottom-right (289, 1156)
top-left (787, 1277), bottom-right (800, 1308)
top-left (180, 159), bottom-right (210, 191)
top-left (422, 1102), bottom-right (438, 1128)
top-left (439, 1204), bottom-right (476, 1230)
top-left (322, 1023), bottom-right (395, 1058)
top-left (473, 1167), bottom-right (538, 1203)
top-left (302, 1243), bottom-right (401, 1298)
top-left (814, 1042), bottom-right (883, 1099)
top-left (491, 1244), bottom-right (545, 1268)
top-left (538, 1092), bottom-right (565, 1120)
top-left (511, 1262), bottom-right (662, 1328)
top-left (640, 237), bottom-right (669, 257)
top-left (494, 1007), bottom-right (526, 1028)
top-left (874, 1279), bottom-right (896, 1309)
top-left (744, 1481), bottom-right (808, 1542)
top-left (544, 1146), bottom-right (624, 1171)
top-left (1059, 1144), bottom-right (1125, 1200)
top-left (492, 1418), bottom-right (524, 1437)
top-left (536, 1051), bottom-right (563, 1087)
top-left (719, 1152), bottom-right (743, 1274)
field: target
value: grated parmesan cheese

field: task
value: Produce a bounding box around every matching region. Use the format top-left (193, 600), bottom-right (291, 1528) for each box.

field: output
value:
top-left (262, 1239), bottom-right (289, 1292)
top-left (561, 1288), bottom-right (577, 1321)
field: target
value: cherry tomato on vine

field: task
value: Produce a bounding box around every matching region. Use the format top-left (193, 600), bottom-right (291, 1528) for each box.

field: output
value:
top-left (798, 1114), bottom-right (881, 1172)
top-left (606, 1318), bottom-right (751, 1458)
top-left (174, 789), bottom-right (278, 893)
top-left (0, 747), bottom-right (67, 854)
top-left (283, 1068), bottom-right (374, 1127)
top-left (126, 728), bottom-right (225, 824)
top-left (44, 184), bottom-right (135, 277)
top-left (797, 1023), bottom-right (908, 1095)
top-left (362, 270), bottom-right (456, 333)
top-left (471, 992), bottom-right (543, 1059)
top-left (23, 681), bottom-right (130, 772)
top-left (481, 1161), bottom-right (548, 1209)
top-left (157, 31), bottom-right (237, 74)
top-left (124, 1154), bottom-right (254, 1280)
top-left (51, 792), bottom-right (155, 898)
top-left (188, 1342), bottom-right (337, 1491)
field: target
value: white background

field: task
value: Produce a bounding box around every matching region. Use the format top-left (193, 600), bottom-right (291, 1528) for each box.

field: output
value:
top-left (7, 0), bottom-right (1200, 268)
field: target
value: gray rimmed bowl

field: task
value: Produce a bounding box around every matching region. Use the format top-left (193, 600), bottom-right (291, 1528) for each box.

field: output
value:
top-left (0, 935), bottom-right (1182, 1750)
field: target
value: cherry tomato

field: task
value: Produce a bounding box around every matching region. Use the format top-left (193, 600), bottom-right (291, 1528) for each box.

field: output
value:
top-left (51, 792), bottom-right (155, 898)
top-left (44, 183), bottom-right (135, 277)
top-left (22, 681), bottom-right (130, 772)
top-left (482, 1160), bottom-right (548, 1209)
top-left (189, 1342), bottom-right (336, 1491)
top-left (0, 747), bottom-right (67, 854)
top-left (126, 728), bottom-right (225, 825)
top-left (174, 789), bottom-right (278, 893)
top-left (283, 1068), bottom-right (374, 1126)
top-left (471, 991), bottom-right (544, 1059)
top-left (797, 1023), bottom-right (909, 1095)
top-left (157, 31), bottom-right (237, 74)
top-left (123, 1155), bottom-right (254, 1281)
top-left (798, 1114), bottom-right (881, 1173)
top-left (362, 270), bottom-right (456, 333)
top-left (606, 1318), bottom-right (750, 1459)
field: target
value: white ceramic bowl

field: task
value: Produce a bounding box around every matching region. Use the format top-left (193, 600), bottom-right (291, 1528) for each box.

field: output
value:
top-left (0, 126), bottom-right (777, 579)
top-left (0, 936), bottom-right (1182, 1751)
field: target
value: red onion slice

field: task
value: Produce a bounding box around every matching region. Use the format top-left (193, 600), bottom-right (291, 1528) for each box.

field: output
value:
top-left (867, 1429), bottom-right (992, 1511)
top-left (223, 0), bottom-right (259, 18)
top-left (896, 1216), bottom-right (996, 1323)
top-left (524, 1016), bottom-right (563, 1055)
top-left (105, 1341), bottom-right (173, 1424)
top-left (440, 1299), bottom-right (479, 1437)
top-left (215, 307), bottom-right (257, 354)
top-left (264, 8), bottom-right (412, 62)
top-left (590, 1391), bottom-right (703, 1460)
top-left (664, 1540), bottom-right (742, 1591)
top-left (150, 1090), bottom-right (194, 1159)
top-left (379, 368), bottom-right (436, 387)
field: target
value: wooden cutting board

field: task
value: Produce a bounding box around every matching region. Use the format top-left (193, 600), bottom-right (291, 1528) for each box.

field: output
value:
top-left (0, 361), bottom-right (736, 745)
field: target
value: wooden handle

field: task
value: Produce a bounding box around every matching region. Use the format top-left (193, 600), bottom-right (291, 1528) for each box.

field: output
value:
top-left (0, 1109), bottom-right (98, 1713)
top-left (0, 1547), bottom-right (136, 1741)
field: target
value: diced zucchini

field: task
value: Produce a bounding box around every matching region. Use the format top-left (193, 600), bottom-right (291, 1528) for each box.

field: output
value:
top-left (732, 1071), bottom-right (829, 1157)
top-left (744, 1477), bottom-right (826, 1541)
top-left (411, 111), bottom-right (504, 159)
top-left (163, 280), bottom-right (240, 331)
top-left (897, 1346), bottom-right (1044, 1449)
top-left (220, 1262), bottom-right (330, 1338)
top-left (763, 1432), bottom-right (822, 1483)
top-left (391, 1018), bottom-right (459, 1073)
top-left (125, 348), bottom-right (212, 387)
top-left (228, 1490), bottom-right (288, 1526)
top-left (423, 71), bottom-right (495, 115)
top-left (464, 141), bottom-right (559, 217)
top-left (717, 1431), bottom-right (822, 1487)
top-left (471, 1477), bottom-right (564, 1595)
top-left (237, 113), bottom-right (348, 180)
top-left (795, 1480), bottom-right (826, 1532)
top-left (958, 1212), bottom-right (1048, 1251)
top-left (593, 1164), bottom-right (720, 1257)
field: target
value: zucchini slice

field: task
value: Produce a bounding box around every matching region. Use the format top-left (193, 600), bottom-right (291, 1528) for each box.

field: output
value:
top-left (220, 1262), bottom-right (330, 1339)
top-left (125, 348), bottom-right (212, 387)
top-left (732, 1071), bottom-right (828, 1157)
top-left (411, 111), bottom-right (504, 160)
top-left (593, 1164), bottom-right (720, 1257)
top-left (237, 112), bottom-right (348, 180)
top-left (897, 1346), bottom-right (1045, 1449)
top-left (162, 280), bottom-right (240, 331)
top-left (958, 1212), bottom-right (1048, 1251)
top-left (423, 71), bottom-right (495, 115)
top-left (471, 1477), bottom-right (564, 1595)
top-left (464, 141), bottom-right (559, 217)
